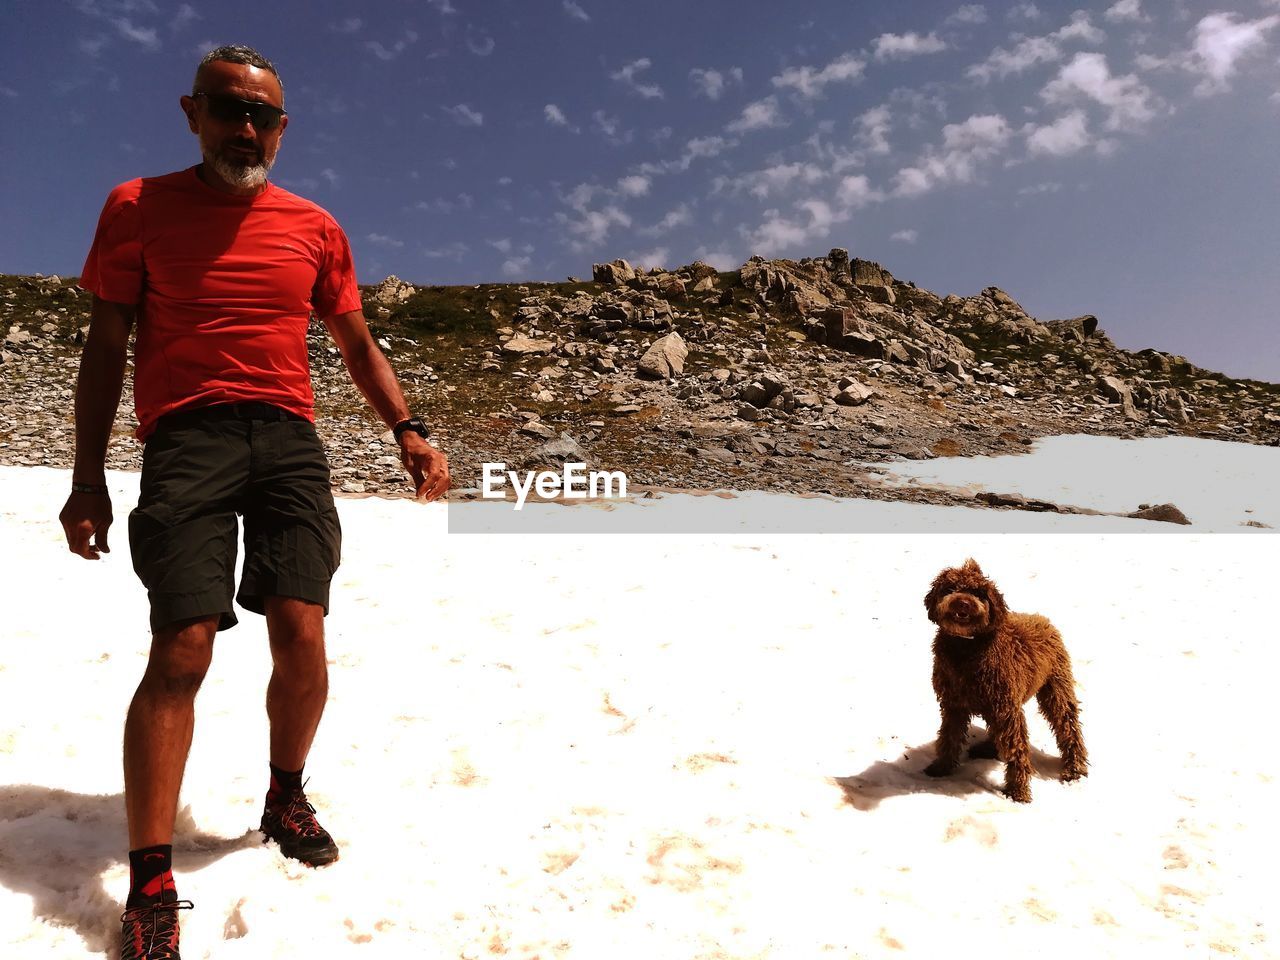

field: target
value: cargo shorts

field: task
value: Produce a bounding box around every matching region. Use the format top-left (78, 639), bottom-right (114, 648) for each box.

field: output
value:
top-left (128, 402), bottom-right (343, 633)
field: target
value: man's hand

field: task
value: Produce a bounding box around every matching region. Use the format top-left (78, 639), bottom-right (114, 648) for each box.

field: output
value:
top-left (400, 434), bottom-right (450, 500)
top-left (59, 491), bottom-right (114, 559)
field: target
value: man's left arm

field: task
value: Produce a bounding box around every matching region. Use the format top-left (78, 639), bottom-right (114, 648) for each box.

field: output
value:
top-left (323, 309), bottom-right (450, 500)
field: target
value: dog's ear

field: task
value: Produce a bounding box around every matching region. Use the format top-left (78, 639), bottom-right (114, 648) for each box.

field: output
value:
top-left (961, 557), bottom-right (983, 577)
top-left (924, 570), bottom-right (950, 622)
top-left (984, 580), bottom-right (1009, 627)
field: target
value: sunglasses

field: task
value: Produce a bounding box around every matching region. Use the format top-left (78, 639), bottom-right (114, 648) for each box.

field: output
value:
top-left (193, 92), bottom-right (286, 131)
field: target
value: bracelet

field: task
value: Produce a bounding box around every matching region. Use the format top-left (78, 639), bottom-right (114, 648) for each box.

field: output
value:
top-left (71, 482), bottom-right (110, 495)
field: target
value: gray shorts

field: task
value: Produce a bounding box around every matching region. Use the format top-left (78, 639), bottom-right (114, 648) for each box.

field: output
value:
top-left (128, 403), bottom-right (342, 633)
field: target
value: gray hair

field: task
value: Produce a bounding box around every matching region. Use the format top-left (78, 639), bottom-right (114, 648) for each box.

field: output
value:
top-left (194, 45), bottom-right (284, 105)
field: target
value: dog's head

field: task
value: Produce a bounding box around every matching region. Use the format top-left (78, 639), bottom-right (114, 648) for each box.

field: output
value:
top-left (924, 558), bottom-right (1008, 638)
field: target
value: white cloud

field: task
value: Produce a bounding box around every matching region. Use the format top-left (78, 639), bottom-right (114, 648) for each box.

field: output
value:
top-left (497, 176), bottom-right (513, 186)
top-left (489, 239), bottom-right (513, 254)
top-left (772, 53), bottom-right (866, 99)
top-left (365, 29), bottom-right (419, 61)
top-left (426, 0), bottom-right (456, 13)
top-left (640, 204), bottom-right (693, 237)
top-left (1188, 13), bottom-right (1279, 96)
top-left (329, 17), bottom-right (362, 34)
top-left (745, 199), bottom-right (848, 257)
top-left (559, 206), bottom-right (632, 248)
top-left (837, 175), bottom-right (881, 207)
top-left (416, 193), bottom-right (474, 214)
top-left (627, 247), bottom-right (669, 271)
top-left (611, 58), bottom-right (664, 99)
top-left (592, 110), bottom-right (631, 145)
top-left (366, 233), bottom-right (404, 248)
top-left (714, 162), bottom-right (825, 199)
top-left (563, 1), bottom-right (590, 22)
top-left (874, 32), bottom-right (947, 61)
top-left (1041, 53), bottom-right (1158, 131)
top-left (968, 12), bottom-right (1104, 82)
top-left (1017, 181), bottom-right (1063, 195)
top-left (466, 29), bottom-right (495, 57)
top-left (169, 3), bottom-right (198, 32)
top-left (1104, 0), bottom-right (1144, 24)
top-left (545, 104), bottom-right (570, 126)
top-left (1009, 2), bottom-right (1041, 21)
top-left (79, 35), bottom-right (109, 57)
top-left (858, 105), bottom-right (893, 155)
top-left (0, 86), bottom-right (17, 98)
top-left (320, 169), bottom-right (340, 188)
top-left (694, 249), bottom-right (738, 271)
top-left (891, 113), bottom-right (1012, 197)
top-left (947, 5), bottom-right (987, 26)
top-left (113, 18), bottom-right (159, 48)
top-left (890, 229), bottom-right (918, 244)
top-left (423, 242), bottom-right (469, 261)
top-left (443, 103), bottom-right (484, 127)
top-left (502, 256), bottom-right (532, 277)
top-left (726, 96), bottom-right (786, 133)
top-left (690, 66), bottom-right (743, 100)
top-left (617, 175), bottom-right (651, 197)
top-left (1025, 109), bottom-right (1092, 156)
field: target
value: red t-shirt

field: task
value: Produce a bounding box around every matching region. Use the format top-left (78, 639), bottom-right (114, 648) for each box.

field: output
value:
top-left (80, 167), bottom-right (363, 438)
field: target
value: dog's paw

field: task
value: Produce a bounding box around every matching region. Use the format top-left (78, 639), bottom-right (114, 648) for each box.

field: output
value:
top-left (1060, 764), bottom-right (1088, 783)
top-left (923, 759), bottom-right (955, 778)
top-left (968, 739), bottom-right (998, 760)
top-left (1004, 782), bottom-right (1032, 803)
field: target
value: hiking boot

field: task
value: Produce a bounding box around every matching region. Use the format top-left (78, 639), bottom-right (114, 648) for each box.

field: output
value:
top-left (119, 895), bottom-right (193, 960)
top-left (260, 782), bottom-right (339, 866)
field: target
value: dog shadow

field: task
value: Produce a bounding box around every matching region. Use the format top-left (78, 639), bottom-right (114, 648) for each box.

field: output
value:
top-left (0, 785), bottom-right (258, 954)
top-left (832, 726), bottom-right (1067, 812)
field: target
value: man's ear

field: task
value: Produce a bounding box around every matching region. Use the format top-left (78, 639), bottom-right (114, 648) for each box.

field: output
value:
top-left (180, 95), bottom-right (198, 134)
top-left (279, 114), bottom-right (288, 135)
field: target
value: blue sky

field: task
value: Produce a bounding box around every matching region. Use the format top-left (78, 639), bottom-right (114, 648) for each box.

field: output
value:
top-left (2, 0), bottom-right (1279, 380)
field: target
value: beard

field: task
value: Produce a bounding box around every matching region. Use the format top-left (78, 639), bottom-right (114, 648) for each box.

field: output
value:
top-left (203, 143), bottom-right (274, 190)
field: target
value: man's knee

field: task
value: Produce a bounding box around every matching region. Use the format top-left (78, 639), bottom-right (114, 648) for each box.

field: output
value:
top-left (265, 597), bottom-right (326, 655)
top-left (142, 617), bottom-right (217, 696)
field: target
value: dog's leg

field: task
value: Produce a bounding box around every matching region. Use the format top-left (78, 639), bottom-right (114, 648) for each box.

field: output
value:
top-left (990, 706), bottom-right (1034, 803)
top-left (1036, 673), bottom-right (1088, 782)
top-left (924, 703), bottom-right (969, 777)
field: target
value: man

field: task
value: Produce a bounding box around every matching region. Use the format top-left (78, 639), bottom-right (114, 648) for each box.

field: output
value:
top-left (59, 45), bottom-right (449, 960)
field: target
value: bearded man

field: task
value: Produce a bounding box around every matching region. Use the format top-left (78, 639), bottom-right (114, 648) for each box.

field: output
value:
top-left (59, 44), bottom-right (449, 960)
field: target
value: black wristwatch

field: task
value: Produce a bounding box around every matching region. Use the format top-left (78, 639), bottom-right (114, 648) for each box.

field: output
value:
top-left (392, 416), bottom-right (429, 443)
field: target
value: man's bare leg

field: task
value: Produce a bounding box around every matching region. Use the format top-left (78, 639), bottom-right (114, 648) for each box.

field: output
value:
top-left (123, 616), bottom-right (219, 849)
top-left (264, 596), bottom-right (328, 769)
top-left (260, 596), bottom-right (338, 865)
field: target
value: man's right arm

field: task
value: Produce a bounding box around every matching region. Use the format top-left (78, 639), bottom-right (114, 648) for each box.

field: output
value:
top-left (59, 295), bottom-right (135, 560)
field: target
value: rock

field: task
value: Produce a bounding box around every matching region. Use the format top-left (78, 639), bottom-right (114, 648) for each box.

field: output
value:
top-left (982, 286), bottom-right (1018, 309)
top-left (592, 259), bottom-right (636, 285)
top-left (834, 380), bottom-right (875, 406)
top-left (518, 420), bottom-right (557, 440)
top-left (851, 258), bottom-right (893, 287)
top-left (1097, 375), bottom-right (1142, 420)
top-left (827, 248), bottom-right (851, 284)
top-left (368, 275), bottom-right (415, 307)
top-left (976, 491), bottom-right (1059, 511)
top-left (636, 332), bottom-right (689, 380)
top-left (525, 432), bottom-right (587, 466)
top-left (1128, 503), bottom-right (1191, 525)
top-left (736, 403), bottom-right (762, 422)
top-left (501, 336), bottom-right (555, 356)
top-left (1046, 315), bottom-right (1098, 342)
top-left (593, 356), bottom-right (617, 373)
top-left (692, 276), bottom-right (716, 292)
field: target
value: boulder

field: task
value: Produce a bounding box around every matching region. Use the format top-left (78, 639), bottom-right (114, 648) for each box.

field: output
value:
top-left (369, 275), bottom-right (416, 307)
top-left (592, 259), bottom-right (637, 285)
top-left (1128, 503), bottom-right (1191, 525)
top-left (501, 336), bottom-right (555, 357)
top-left (636, 331), bottom-right (689, 380)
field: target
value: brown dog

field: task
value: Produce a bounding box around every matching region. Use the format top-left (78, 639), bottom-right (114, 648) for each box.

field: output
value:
top-left (923, 558), bottom-right (1088, 802)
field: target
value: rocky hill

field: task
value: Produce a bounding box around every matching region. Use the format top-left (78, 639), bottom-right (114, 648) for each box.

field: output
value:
top-left (2, 251), bottom-right (1277, 509)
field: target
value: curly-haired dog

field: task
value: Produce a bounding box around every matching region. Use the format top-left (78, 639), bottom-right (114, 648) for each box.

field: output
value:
top-left (923, 558), bottom-right (1087, 803)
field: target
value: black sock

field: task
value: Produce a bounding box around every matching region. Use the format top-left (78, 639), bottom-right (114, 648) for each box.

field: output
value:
top-left (127, 844), bottom-right (175, 907)
top-left (268, 762), bottom-right (304, 801)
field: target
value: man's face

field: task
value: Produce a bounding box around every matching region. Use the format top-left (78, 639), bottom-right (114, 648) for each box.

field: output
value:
top-left (180, 60), bottom-right (288, 194)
